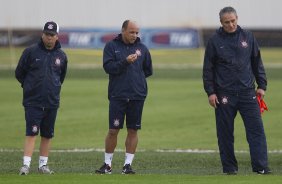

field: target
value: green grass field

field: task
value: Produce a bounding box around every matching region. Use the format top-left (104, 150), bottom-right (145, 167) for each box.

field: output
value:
top-left (0, 48), bottom-right (282, 183)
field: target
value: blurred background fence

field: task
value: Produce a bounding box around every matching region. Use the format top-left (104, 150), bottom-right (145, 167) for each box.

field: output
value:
top-left (1, 0), bottom-right (282, 49)
top-left (0, 0), bottom-right (281, 78)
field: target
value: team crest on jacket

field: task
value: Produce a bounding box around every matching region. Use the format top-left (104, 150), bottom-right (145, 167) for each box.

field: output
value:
top-left (221, 96), bottom-right (228, 104)
top-left (55, 58), bottom-right (61, 66)
top-left (135, 49), bottom-right (142, 56)
top-left (113, 119), bottom-right (120, 127)
top-left (241, 41), bottom-right (248, 48)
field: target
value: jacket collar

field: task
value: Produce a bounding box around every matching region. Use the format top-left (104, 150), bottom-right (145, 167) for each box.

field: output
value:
top-left (39, 38), bottom-right (61, 51)
top-left (217, 25), bottom-right (242, 36)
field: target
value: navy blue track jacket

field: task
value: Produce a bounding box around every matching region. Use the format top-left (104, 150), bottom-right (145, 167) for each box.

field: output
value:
top-left (15, 39), bottom-right (68, 108)
top-left (103, 34), bottom-right (153, 100)
top-left (203, 26), bottom-right (267, 96)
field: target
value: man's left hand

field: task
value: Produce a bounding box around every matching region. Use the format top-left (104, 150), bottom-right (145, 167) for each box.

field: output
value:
top-left (256, 88), bottom-right (265, 98)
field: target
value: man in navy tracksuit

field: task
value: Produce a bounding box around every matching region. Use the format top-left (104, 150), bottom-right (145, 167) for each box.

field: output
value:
top-left (203, 7), bottom-right (271, 175)
top-left (15, 21), bottom-right (67, 175)
top-left (96, 20), bottom-right (152, 174)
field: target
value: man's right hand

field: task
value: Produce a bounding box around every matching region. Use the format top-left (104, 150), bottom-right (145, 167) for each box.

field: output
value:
top-left (208, 94), bottom-right (219, 108)
top-left (126, 54), bottom-right (138, 64)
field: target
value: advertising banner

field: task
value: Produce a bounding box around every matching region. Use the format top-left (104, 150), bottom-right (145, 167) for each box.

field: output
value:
top-left (0, 28), bottom-right (201, 49)
top-left (145, 28), bottom-right (199, 48)
top-left (59, 28), bottom-right (200, 49)
top-left (0, 30), bottom-right (41, 46)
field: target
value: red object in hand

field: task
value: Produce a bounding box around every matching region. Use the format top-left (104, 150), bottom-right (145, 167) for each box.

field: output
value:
top-left (257, 95), bottom-right (268, 114)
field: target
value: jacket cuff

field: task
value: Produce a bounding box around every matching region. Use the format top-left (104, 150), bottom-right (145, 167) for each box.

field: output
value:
top-left (257, 85), bottom-right (267, 91)
top-left (207, 91), bottom-right (215, 97)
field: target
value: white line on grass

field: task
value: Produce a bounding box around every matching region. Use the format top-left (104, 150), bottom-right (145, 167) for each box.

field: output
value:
top-left (1, 148), bottom-right (282, 154)
top-left (1, 63), bottom-right (282, 69)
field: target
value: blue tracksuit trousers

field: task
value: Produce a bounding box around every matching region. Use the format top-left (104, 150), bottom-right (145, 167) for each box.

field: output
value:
top-left (215, 90), bottom-right (268, 173)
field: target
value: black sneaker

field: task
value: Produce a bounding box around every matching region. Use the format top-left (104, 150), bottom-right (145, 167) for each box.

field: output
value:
top-left (122, 164), bottom-right (135, 174)
top-left (95, 163), bottom-right (112, 174)
top-left (256, 168), bottom-right (272, 175)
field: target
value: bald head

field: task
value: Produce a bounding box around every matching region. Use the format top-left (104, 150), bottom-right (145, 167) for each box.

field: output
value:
top-left (121, 20), bottom-right (139, 44)
top-left (122, 20), bottom-right (138, 30)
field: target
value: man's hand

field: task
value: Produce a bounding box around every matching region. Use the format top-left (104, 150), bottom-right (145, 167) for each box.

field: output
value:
top-left (208, 94), bottom-right (219, 108)
top-left (256, 88), bottom-right (265, 98)
top-left (126, 54), bottom-right (138, 64)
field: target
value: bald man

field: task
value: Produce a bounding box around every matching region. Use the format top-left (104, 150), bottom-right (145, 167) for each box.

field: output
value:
top-left (95, 20), bottom-right (153, 174)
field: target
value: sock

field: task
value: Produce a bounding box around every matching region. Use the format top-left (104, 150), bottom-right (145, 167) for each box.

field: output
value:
top-left (23, 156), bottom-right (31, 167)
top-left (124, 153), bottom-right (134, 166)
top-left (39, 156), bottom-right (48, 168)
top-left (104, 153), bottom-right (113, 167)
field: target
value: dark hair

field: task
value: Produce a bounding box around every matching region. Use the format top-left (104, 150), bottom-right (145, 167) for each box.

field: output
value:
top-left (122, 20), bottom-right (130, 30)
top-left (219, 7), bottom-right (237, 20)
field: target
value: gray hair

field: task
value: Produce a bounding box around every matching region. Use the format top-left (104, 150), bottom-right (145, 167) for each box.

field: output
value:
top-left (219, 7), bottom-right (237, 21)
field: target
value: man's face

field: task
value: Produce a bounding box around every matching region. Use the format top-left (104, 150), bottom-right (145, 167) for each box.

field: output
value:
top-left (122, 22), bottom-right (139, 44)
top-left (220, 12), bottom-right (238, 33)
top-left (42, 33), bottom-right (58, 50)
